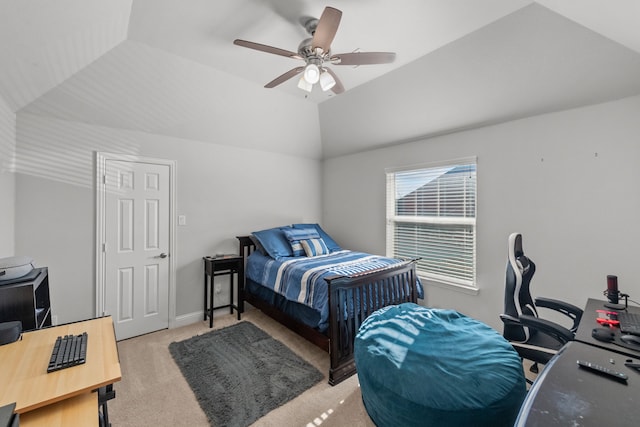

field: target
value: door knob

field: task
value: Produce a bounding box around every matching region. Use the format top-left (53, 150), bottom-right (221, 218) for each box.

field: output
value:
top-left (158, 253), bottom-right (168, 258)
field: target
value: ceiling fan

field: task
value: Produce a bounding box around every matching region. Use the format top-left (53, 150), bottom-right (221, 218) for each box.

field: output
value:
top-left (233, 6), bottom-right (396, 95)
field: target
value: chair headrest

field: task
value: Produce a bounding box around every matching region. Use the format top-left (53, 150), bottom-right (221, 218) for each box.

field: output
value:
top-left (511, 233), bottom-right (523, 257)
top-left (508, 232), bottom-right (530, 273)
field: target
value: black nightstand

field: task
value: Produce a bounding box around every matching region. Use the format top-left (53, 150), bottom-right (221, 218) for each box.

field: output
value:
top-left (203, 255), bottom-right (244, 328)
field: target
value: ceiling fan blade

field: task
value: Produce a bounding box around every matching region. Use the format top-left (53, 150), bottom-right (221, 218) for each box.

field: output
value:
top-left (264, 67), bottom-right (305, 88)
top-left (312, 7), bottom-right (342, 53)
top-left (325, 68), bottom-right (344, 94)
top-left (330, 52), bottom-right (396, 65)
top-left (233, 39), bottom-right (302, 60)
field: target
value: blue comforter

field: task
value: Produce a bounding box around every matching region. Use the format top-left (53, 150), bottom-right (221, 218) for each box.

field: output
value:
top-left (246, 250), bottom-right (423, 330)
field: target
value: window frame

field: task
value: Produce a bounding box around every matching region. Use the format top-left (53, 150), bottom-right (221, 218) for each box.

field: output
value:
top-left (385, 157), bottom-right (478, 294)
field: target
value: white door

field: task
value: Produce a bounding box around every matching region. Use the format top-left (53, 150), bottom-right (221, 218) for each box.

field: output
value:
top-left (103, 159), bottom-right (170, 340)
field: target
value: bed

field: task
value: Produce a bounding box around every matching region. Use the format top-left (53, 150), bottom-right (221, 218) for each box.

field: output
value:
top-left (237, 223), bottom-right (422, 385)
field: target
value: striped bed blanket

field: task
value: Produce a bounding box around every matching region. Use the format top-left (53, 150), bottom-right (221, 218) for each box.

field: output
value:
top-left (245, 250), bottom-right (423, 328)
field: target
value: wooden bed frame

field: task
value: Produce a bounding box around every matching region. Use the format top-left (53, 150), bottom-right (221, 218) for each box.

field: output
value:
top-left (237, 236), bottom-right (420, 385)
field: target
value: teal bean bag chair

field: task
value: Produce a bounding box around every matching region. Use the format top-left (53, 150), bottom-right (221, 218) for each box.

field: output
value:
top-left (355, 303), bottom-right (526, 427)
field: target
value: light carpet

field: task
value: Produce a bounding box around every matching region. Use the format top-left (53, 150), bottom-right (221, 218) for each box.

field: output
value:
top-left (107, 308), bottom-right (537, 426)
top-left (108, 309), bottom-right (376, 427)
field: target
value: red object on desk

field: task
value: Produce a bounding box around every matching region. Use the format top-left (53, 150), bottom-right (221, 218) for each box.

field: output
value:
top-left (596, 309), bottom-right (620, 326)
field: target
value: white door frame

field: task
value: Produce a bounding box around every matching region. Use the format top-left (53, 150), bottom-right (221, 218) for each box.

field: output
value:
top-left (95, 152), bottom-right (177, 330)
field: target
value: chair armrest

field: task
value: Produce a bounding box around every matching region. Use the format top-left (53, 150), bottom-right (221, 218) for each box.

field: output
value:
top-left (499, 313), bottom-right (520, 326)
top-left (535, 297), bottom-right (584, 332)
top-left (519, 314), bottom-right (574, 344)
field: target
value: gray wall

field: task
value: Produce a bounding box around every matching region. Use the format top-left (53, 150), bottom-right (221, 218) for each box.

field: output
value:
top-left (0, 96), bottom-right (15, 257)
top-left (14, 113), bottom-right (322, 325)
top-left (323, 95), bottom-right (640, 330)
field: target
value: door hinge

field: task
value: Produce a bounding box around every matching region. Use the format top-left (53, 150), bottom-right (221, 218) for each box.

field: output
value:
top-left (102, 174), bottom-right (107, 185)
top-left (102, 243), bottom-right (107, 253)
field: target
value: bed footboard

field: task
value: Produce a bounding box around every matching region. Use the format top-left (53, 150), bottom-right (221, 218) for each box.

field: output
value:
top-left (237, 235), bottom-right (419, 386)
top-left (325, 261), bottom-right (419, 385)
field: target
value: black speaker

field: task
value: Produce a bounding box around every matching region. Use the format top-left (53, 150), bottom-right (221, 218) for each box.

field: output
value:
top-left (0, 321), bottom-right (22, 346)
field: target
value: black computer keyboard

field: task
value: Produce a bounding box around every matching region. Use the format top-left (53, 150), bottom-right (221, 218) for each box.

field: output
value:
top-left (618, 312), bottom-right (640, 336)
top-left (47, 332), bottom-right (88, 373)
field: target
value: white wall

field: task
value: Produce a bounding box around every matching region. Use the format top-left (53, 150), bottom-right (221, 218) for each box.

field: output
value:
top-left (323, 95), bottom-right (640, 330)
top-left (0, 96), bottom-right (15, 257)
top-left (15, 114), bottom-right (322, 324)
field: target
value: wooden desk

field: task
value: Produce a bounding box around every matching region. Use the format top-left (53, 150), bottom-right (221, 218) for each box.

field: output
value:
top-left (0, 316), bottom-right (121, 424)
top-left (20, 392), bottom-right (98, 427)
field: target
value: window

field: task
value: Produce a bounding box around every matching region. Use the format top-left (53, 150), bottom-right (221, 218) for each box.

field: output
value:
top-left (386, 158), bottom-right (477, 291)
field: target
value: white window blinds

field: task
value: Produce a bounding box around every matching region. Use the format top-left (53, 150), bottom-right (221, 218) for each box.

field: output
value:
top-left (386, 158), bottom-right (477, 289)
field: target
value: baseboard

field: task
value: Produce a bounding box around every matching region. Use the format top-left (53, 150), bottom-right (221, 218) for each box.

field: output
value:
top-left (173, 308), bottom-right (251, 329)
top-left (173, 311), bottom-right (204, 329)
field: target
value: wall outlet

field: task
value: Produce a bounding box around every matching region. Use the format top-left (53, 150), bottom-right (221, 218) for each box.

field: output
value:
top-left (178, 215), bottom-right (186, 226)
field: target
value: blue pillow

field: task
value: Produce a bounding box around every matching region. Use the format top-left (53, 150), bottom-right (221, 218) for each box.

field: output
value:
top-left (251, 226), bottom-right (294, 259)
top-left (249, 235), bottom-right (267, 256)
top-left (283, 228), bottom-right (320, 256)
top-left (292, 223), bottom-right (341, 252)
top-left (300, 238), bottom-right (329, 257)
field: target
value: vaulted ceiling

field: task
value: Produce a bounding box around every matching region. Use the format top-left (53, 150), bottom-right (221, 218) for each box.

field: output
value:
top-left (2, 0), bottom-right (640, 158)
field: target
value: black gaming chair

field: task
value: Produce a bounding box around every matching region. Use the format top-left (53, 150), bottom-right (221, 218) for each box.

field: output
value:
top-left (500, 233), bottom-right (583, 374)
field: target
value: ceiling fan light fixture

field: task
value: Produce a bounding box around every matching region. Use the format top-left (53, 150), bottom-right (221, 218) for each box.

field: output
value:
top-left (320, 70), bottom-right (336, 91)
top-left (303, 63), bottom-right (320, 84)
top-left (297, 76), bottom-right (313, 92)
top-left (234, 7), bottom-right (395, 95)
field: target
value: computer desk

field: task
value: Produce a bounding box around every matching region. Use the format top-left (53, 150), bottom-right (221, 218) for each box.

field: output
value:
top-left (0, 316), bottom-right (121, 426)
top-left (516, 298), bottom-right (640, 426)
top-left (574, 298), bottom-right (640, 358)
top-left (19, 393), bottom-right (98, 426)
top-left (516, 340), bottom-right (640, 426)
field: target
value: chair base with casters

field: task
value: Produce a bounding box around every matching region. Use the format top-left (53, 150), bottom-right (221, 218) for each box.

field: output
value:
top-left (500, 233), bottom-right (583, 378)
top-left (355, 303), bottom-right (527, 427)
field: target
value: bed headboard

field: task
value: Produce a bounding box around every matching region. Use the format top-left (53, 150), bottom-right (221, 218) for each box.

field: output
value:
top-left (237, 235), bottom-right (255, 264)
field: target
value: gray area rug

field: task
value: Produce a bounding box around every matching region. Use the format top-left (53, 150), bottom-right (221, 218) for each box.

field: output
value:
top-left (169, 321), bottom-right (324, 427)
